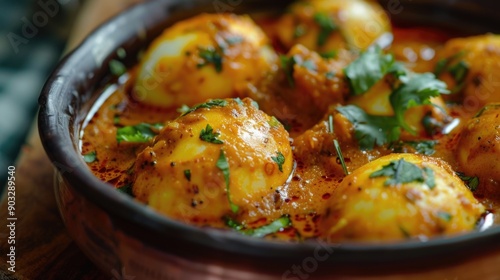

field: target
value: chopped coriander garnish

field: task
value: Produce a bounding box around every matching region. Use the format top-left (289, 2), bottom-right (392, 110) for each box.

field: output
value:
top-left (391, 140), bottom-right (437, 156)
top-left (434, 51), bottom-right (466, 76)
top-left (301, 60), bottom-right (317, 71)
top-left (423, 167), bottom-right (436, 189)
top-left (280, 55), bottom-right (297, 87)
top-left (337, 105), bottom-right (401, 150)
top-left (399, 225), bottom-right (411, 238)
top-left (449, 60), bottom-right (469, 83)
top-left (225, 35), bottom-right (243, 45)
top-left (271, 151), bottom-right (286, 173)
top-left (200, 124), bottom-right (223, 144)
top-left (437, 211), bottom-right (452, 222)
top-left (225, 215), bottom-right (292, 238)
top-left (177, 104), bottom-right (190, 114)
top-left (116, 48), bottom-right (127, 59)
top-left (181, 99), bottom-right (227, 116)
top-left (113, 115), bottom-right (120, 125)
top-left (325, 71), bottom-right (336, 79)
top-left (117, 184), bottom-right (134, 197)
top-left (320, 50), bottom-right (337, 59)
top-left (313, 12), bottom-right (337, 47)
top-left (198, 47), bottom-right (223, 73)
top-left (184, 169), bottom-right (191, 182)
top-left (390, 73), bottom-right (449, 134)
top-left (334, 139), bottom-right (349, 175)
top-left (234, 98), bottom-right (244, 106)
top-left (408, 140), bottom-right (437, 156)
top-left (268, 116), bottom-right (281, 128)
top-left (343, 46), bottom-right (395, 95)
top-left (294, 24), bottom-right (307, 38)
top-left (251, 100), bottom-right (259, 109)
top-left (434, 51), bottom-right (469, 92)
top-left (116, 123), bottom-right (163, 144)
top-left (369, 159), bottom-right (435, 187)
top-left (474, 104), bottom-right (500, 118)
top-left (83, 151), bottom-right (97, 163)
top-left (388, 61), bottom-right (408, 79)
top-left (328, 115), bottom-right (334, 134)
top-left (217, 150), bottom-right (239, 213)
top-left (109, 59), bottom-right (127, 76)
top-left (456, 172), bottom-right (479, 192)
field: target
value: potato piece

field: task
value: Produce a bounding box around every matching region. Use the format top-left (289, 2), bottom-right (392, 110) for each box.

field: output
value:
top-left (132, 98), bottom-right (293, 227)
top-left (276, 0), bottom-right (391, 52)
top-left (321, 153), bottom-right (484, 242)
top-left (134, 14), bottom-right (277, 108)
top-left (457, 103), bottom-right (500, 182)
top-left (436, 34), bottom-right (500, 112)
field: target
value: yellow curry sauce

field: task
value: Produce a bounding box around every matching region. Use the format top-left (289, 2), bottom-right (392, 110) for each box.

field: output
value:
top-left (81, 7), bottom-right (500, 243)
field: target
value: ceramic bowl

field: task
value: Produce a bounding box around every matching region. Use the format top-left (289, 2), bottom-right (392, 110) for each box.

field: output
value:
top-left (38, 0), bottom-right (500, 279)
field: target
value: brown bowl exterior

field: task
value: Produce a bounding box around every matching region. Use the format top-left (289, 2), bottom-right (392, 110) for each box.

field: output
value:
top-left (39, 0), bottom-right (500, 279)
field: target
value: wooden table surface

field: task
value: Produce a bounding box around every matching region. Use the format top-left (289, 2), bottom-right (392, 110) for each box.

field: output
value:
top-left (2, 1), bottom-right (500, 279)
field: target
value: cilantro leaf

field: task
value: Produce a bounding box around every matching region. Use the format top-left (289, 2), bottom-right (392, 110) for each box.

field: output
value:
top-left (369, 158), bottom-right (435, 187)
top-left (475, 104), bottom-right (500, 118)
top-left (271, 151), bottom-right (286, 173)
top-left (328, 114), bottom-right (334, 134)
top-left (391, 140), bottom-right (437, 156)
top-left (268, 116), bottom-right (282, 128)
top-left (226, 215), bottom-right (291, 238)
top-left (301, 60), bottom-right (317, 71)
top-left (181, 99), bottom-right (227, 116)
top-left (198, 47), bottom-right (223, 73)
top-left (437, 211), bottom-right (452, 222)
top-left (117, 184), bottom-right (134, 197)
top-left (280, 55), bottom-right (297, 87)
top-left (320, 50), bottom-right (337, 59)
top-left (344, 46), bottom-right (395, 95)
top-left (116, 123), bottom-right (163, 144)
top-left (334, 140), bottom-right (349, 175)
top-left (423, 167), bottom-right (436, 189)
top-left (217, 149), bottom-right (239, 213)
top-left (389, 73), bottom-right (449, 134)
top-left (109, 59), bottom-right (126, 76)
top-left (184, 169), bottom-right (191, 182)
top-left (337, 105), bottom-right (400, 150)
top-left (456, 172), bottom-right (479, 192)
top-left (294, 24), bottom-right (306, 38)
top-left (434, 51), bottom-right (469, 92)
top-left (83, 151), bottom-right (97, 163)
top-left (434, 51), bottom-right (466, 77)
top-left (177, 104), bottom-right (190, 114)
top-left (313, 13), bottom-right (338, 47)
top-left (199, 124), bottom-right (223, 144)
top-left (225, 35), bottom-right (243, 45)
top-left (449, 60), bottom-right (469, 83)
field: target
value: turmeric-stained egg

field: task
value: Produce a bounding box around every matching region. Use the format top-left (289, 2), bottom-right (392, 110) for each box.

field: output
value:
top-left (321, 153), bottom-right (485, 242)
top-left (134, 14), bottom-right (277, 108)
top-left (457, 104), bottom-right (500, 182)
top-left (348, 77), bottom-right (450, 139)
top-left (276, 0), bottom-right (391, 52)
top-left (132, 98), bottom-right (293, 226)
top-left (436, 34), bottom-right (500, 111)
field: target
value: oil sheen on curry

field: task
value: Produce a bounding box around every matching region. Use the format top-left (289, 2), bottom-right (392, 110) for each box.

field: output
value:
top-left (80, 0), bottom-right (500, 243)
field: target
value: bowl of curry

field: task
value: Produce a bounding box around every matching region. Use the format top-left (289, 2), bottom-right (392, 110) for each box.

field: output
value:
top-left (39, 0), bottom-right (500, 278)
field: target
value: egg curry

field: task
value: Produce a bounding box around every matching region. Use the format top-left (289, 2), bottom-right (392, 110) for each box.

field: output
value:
top-left (81, 0), bottom-right (500, 243)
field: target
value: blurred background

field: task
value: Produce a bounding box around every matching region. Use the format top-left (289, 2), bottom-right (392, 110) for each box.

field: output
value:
top-left (0, 0), bottom-right (82, 190)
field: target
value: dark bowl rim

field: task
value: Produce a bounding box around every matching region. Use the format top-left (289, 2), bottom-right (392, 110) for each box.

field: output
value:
top-left (38, 0), bottom-right (500, 263)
